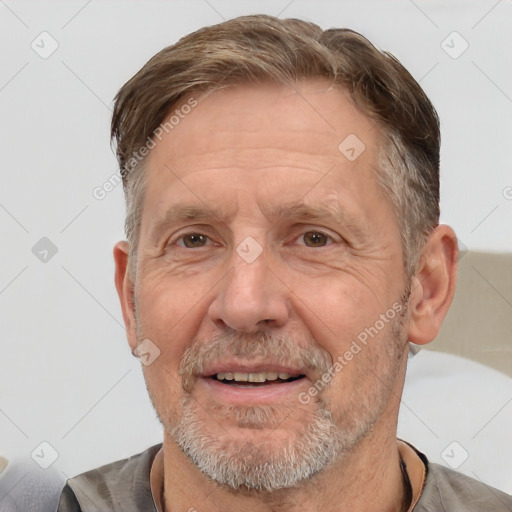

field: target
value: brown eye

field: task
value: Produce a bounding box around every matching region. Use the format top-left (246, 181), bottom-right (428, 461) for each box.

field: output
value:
top-left (302, 232), bottom-right (330, 247)
top-left (180, 233), bottom-right (209, 248)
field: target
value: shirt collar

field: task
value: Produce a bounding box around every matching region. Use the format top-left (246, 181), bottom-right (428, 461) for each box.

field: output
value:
top-left (150, 446), bottom-right (165, 512)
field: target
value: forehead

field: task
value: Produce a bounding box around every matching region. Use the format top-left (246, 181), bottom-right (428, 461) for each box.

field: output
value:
top-left (154, 79), bottom-right (378, 172)
top-left (141, 79), bottom-right (386, 225)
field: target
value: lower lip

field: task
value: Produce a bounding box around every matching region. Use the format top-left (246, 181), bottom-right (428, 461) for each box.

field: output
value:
top-left (198, 377), bottom-right (308, 405)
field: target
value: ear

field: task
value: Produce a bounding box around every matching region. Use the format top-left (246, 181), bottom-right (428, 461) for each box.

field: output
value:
top-left (114, 241), bottom-right (138, 353)
top-left (407, 225), bottom-right (459, 345)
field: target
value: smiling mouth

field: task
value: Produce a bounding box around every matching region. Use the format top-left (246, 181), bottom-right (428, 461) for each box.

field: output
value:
top-left (210, 371), bottom-right (305, 387)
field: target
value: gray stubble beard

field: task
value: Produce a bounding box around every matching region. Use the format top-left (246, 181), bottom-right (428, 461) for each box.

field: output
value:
top-left (171, 337), bottom-right (405, 491)
top-left (142, 294), bottom-right (410, 493)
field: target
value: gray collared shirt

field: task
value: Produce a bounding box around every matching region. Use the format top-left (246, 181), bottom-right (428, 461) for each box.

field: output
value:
top-left (57, 443), bottom-right (512, 511)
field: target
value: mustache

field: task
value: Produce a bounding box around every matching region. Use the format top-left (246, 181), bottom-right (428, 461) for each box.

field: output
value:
top-left (179, 330), bottom-right (333, 392)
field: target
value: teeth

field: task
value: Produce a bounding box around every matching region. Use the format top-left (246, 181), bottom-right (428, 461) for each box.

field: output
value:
top-left (216, 371), bottom-right (293, 382)
top-left (249, 373), bottom-right (266, 383)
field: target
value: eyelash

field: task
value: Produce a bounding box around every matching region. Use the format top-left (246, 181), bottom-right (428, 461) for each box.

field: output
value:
top-left (174, 233), bottom-right (216, 248)
top-left (170, 230), bottom-right (336, 249)
top-left (295, 231), bottom-right (334, 247)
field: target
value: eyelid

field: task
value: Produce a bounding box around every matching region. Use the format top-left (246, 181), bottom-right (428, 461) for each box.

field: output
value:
top-left (295, 231), bottom-right (335, 247)
top-left (166, 225), bottom-right (342, 248)
top-left (167, 226), bottom-right (218, 248)
top-left (292, 224), bottom-right (340, 240)
top-left (175, 234), bottom-right (213, 248)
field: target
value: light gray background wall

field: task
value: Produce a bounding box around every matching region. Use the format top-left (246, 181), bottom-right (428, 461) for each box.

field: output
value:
top-left (1, 0), bottom-right (511, 507)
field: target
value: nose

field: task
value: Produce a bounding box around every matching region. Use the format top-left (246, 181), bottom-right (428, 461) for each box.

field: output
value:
top-left (208, 247), bottom-right (290, 332)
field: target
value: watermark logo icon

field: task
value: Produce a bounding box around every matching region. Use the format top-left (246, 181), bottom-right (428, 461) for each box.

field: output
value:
top-left (134, 339), bottom-right (161, 366)
top-left (31, 31), bottom-right (59, 59)
top-left (236, 236), bottom-right (263, 264)
top-left (338, 134), bottom-right (366, 162)
top-left (441, 32), bottom-right (469, 59)
top-left (31, 441), bottom-right (59, 469)
top-left (441, 441), bottom-right (469, 469)
top-left (32, 237), bottom-right (58, 263)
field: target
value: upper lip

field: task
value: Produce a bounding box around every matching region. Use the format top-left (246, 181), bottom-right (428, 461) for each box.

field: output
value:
top-left (201, 360), bottom-right (308, 379)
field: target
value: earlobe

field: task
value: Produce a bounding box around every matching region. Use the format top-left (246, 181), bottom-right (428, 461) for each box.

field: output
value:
top-left (113, 241), bottom-right (138, 352)
top-left (407, 225), bottom-right (459, 345)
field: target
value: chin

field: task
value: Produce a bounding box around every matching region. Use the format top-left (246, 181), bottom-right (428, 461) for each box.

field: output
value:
top-left (164, 394), bottom-right (368, 492)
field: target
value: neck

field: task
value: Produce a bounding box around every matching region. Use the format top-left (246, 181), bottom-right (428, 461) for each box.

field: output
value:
top-left (162, 420), bottom-right (408, 512)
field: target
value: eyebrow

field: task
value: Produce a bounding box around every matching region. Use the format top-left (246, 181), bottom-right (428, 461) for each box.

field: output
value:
top-left (263, 202), bottom-right (366, 238)
top-left (149, 204), bottom-right (234, 242)
top-left (149, 201), bottom-right (366, 242)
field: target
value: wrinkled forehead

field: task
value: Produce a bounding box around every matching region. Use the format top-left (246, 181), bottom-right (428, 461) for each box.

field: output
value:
top-left (140, 79), bottom-right (388, 226)
top-left (149, 80), bottom-right (380, 173)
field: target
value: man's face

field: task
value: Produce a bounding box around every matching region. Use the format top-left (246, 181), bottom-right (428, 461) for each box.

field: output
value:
top-left (129, 80), bottom-right (410, 490)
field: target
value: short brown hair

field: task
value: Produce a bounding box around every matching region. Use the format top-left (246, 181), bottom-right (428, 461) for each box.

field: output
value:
top-left (111, 14), bottom-right (440, 279)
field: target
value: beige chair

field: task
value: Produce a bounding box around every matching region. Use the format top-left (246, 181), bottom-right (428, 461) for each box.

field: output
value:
top-left (427, 251), bottom-right (512, 377)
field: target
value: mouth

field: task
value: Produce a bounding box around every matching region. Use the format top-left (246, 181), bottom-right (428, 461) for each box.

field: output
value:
top-left (196, 364), bottom-right (310, 404)
top-left (211, 371), bottom-right (306, 387)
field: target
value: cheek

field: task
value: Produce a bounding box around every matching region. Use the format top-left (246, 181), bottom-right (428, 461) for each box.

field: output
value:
top-left (142, 362), bottom-right (186, 430)
top-left (319, 319), bottom-right (404, 424)
top-left (289, 276), bottom-right (385, 356)
top-left (290, 276), bottom-right (405, 395)
top-left (134, 276), bottom-right (213, 386)
top-left (136, 281), bottom-right (209, 414)
top-left (137, 272), bottom-right (209, 334)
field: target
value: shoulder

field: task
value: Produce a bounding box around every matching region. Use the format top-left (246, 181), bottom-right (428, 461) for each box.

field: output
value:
top-left (415, 461), bottom-right (512, 511)
top-left (56, 444), bottom-right (162, 512)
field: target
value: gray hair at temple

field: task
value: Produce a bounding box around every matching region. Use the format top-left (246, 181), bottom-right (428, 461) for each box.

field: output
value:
top-left (111, 14), bottom-right (440, 280)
